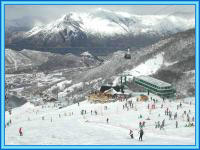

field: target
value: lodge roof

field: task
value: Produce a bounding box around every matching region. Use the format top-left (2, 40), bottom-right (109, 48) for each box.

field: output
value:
top-left (100, 85), bottom-right (121, 93)
top-left (136, 75), bottom-right (171, 88)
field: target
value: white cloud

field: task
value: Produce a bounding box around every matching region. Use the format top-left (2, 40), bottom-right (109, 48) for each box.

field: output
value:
top-left (5, 5), bottom-right (195, 23)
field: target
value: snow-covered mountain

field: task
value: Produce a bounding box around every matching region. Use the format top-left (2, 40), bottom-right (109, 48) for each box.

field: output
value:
top-left (6, 9), bottom-right (194, 50)
top-left (5, 16), bottom-right (47, 45)
top-left (5, 49), bottom-right (53, 73)
top-left (26, 9), bottom-right (194, 36)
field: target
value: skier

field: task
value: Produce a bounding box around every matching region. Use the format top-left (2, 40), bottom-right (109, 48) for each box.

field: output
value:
top-left (160, 124), bottom-right (164, 130)
top-left (184, 110), bottom-right (187, 115)
top-left (174, 112), bottom-right (177, 120)
top-left (138, 128), bottom-right (144, 141)
top-left (131, 103), bottom-right (133, 108)
top-left (187, 114), bottom-right (190, 122)
top-left (169, 111), bottom-right (172, 120)
top-left (176, 121), bottom-right (178, 128)
top-left (78, 102), bottom-right (79, 106)
top-left (157, 121), bottom-right (161, 128)
top-left (91, 110), bottom-right (93, 115)
top-left (129, 129), bottom-right (134, 139)
top-left (166, 108), bottom-right (169, 115)
top-left (106, 118), bottom-right (109, 124)
top-left (162, 119), bottom-right (165, 127)
top-left (192, 116), bottom-right (195, 122)
top-left (105, 106), bottom-right (108, 110)
top-left (139, 122), bottom-right (142, 128)
top-left (19, 127), bottom-right (23, 136)
top-left (161, 104), bottom-right (163, 108)
top-left (142, 121), bottom-right (145, 127)
top-left (9, 109), bottom-right (12, 115)
top-left (155, 122), bottom-right (158, 128)
top-left (151, 104), bottom-right (154, 109)
top-left (180, 102), bottom-right (182, 108)
top-left (165, 110), bottom-right (167, 115)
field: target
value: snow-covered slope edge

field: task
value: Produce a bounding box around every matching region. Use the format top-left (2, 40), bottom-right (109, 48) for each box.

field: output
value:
top-left (5, 49), bottom-right (101, 73)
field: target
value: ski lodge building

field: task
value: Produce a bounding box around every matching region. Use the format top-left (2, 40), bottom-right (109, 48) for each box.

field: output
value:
top-left (134, 75), bottom-right (176, 99)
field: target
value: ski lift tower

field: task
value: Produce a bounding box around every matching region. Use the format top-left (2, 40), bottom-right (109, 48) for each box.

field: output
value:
top-left (118, 72), bottom-right (133, 93)
top-left (120, 71), bottom-right (133, 85)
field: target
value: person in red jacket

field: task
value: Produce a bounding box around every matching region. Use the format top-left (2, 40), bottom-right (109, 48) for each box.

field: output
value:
top-left (19, 127), bottom-right (23, 136)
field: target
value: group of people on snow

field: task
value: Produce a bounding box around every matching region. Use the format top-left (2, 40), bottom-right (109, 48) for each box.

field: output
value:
top-left (129, 128), bottom-right (144, 141)
top-left (155, 119), bottom-right (165, 130)
top-left (7, 95), bottom-right (194, 143)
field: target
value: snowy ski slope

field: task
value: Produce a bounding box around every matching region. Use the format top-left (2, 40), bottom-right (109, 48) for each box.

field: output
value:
top-left (5, 95), bottom-right (195, 145)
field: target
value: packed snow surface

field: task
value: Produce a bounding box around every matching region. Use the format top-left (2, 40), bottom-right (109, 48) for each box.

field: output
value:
top-left (129, 52), bottom-right (164, 77)
top-left (113, 52), bottom-right (165, 86)
top-left (5, 95), bottom-right (195, 145)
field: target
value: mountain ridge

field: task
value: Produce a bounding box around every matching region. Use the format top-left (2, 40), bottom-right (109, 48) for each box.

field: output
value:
top-left (6, 9), bottom-right (195, 52)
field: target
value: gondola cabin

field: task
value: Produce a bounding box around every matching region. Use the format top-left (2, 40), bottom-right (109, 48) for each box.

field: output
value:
top-left (124, 48), bottom-right (131, 59)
